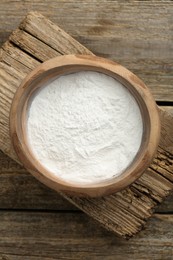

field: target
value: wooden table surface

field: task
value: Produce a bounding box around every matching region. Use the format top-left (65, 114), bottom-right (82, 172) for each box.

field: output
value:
top-left (0, 1), bottom-right (173, 259)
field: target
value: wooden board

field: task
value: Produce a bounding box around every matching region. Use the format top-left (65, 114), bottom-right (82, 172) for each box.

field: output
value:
top-left (0, 211), bottom-right (173, 259)
top-left (0, 11), bottom-right (173, 238)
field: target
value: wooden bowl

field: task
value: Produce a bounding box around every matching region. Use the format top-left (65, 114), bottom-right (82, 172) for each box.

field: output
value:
top-left (10, 55), bottom-right (160, 197)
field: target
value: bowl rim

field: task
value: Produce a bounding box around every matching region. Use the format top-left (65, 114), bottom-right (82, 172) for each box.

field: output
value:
top-left (10, 54), bottom-right (161, 197)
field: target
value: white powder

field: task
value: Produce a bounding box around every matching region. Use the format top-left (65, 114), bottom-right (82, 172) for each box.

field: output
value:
top-left (27, 71), bottom-right (143, 185)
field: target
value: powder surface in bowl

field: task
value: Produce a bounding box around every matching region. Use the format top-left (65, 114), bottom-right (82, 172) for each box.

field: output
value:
top-left (27, 71), bottom-right (143, 184)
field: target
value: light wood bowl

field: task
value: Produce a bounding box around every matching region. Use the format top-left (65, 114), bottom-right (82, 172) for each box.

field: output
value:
top-left (10, 55), bottom-right (160, 197)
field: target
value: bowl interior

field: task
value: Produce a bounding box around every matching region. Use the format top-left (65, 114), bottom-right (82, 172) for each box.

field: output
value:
top-left (20, 66), bottom-right (148, 186)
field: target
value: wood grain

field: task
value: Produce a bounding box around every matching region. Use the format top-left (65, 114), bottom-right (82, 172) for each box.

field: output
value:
top-left (0, 11), bottom-right (173, 238)
top-left (0, 1), bottom-right (173, 101)
top-left (9, 29), bottom-right (61, 61)
top-left (0, 211), bottom-right (173, 259)
top-left (0, 150), bottom-right (76, 211)
top-left (0, 149), bottom-right (172, 213)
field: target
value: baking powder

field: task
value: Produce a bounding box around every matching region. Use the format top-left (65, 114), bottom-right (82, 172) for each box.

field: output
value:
top-left (27, 71), bottom-right (143, 184)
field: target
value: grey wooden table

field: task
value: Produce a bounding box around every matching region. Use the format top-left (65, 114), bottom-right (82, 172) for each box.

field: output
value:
top-left (0, 1), bottom-right (173, 259)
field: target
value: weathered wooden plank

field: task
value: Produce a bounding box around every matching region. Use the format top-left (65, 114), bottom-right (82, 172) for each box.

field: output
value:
top-left (0, 12), bottom-right (173, 238)
top-left (0, 211), bottom-right (173, 259)
top-left (0, 1), bottom-right (173, 101)
top-left (0, 62), bottom-right (25, 160)
top-left (0, 48), bottom-right (32, 75)
top-left (2, 41), bottom-right (40, 70)
top-left (9, 29), bottom-right (61, 61)
top-left (20, 11), bottom-right (92, 56)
